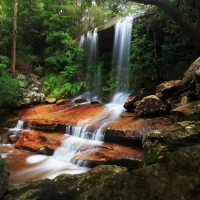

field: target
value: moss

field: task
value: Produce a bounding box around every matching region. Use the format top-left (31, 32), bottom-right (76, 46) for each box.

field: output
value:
top-left (144, 146), bottom-right (159, 165)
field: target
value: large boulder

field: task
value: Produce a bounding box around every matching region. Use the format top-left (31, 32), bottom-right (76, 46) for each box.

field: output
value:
top-left (123, 95), bottom-right (141, 111)
top-left (156, 80), bottom-right (181, 101)
top-left (170, 101), bottom-right (200, 122)
top-left (135, 95), bottom-right (169, 116)
top-left (142, 121), bottom-right (200, 165)
top-left (181, 57), bottom-right (200, 86)
top-left (2, 145), bottom-right (200, 200)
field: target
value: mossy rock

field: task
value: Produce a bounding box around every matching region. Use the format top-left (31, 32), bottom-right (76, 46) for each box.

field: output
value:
top-left (142, 121), bottom-right (200, 165)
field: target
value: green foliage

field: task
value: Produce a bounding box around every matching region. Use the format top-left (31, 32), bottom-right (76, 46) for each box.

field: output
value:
top-left (0, 57), bottom-right (23, 106)
top-left (129, 8), bottom-right (199, 89)
top-left (0, 55), bottom-right (10, 74)
top-left (0, 74), bottom-right (23, 106)
top-left (34, 66), bottom-right (45, 77)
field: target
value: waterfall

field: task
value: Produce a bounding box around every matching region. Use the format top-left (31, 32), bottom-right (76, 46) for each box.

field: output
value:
top-left (79, 28), bottom-right (101, 100)
top-left (9, 120), bottom-right (29, 135)
top-left (112, 16), bottom-right (133, 92)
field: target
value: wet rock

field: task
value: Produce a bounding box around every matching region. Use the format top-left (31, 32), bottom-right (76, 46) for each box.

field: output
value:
top-left (181, 57), bottom-right (200, 86)
top-left (142, 121), bottom-right (200, 165)
top-left (123, 95), bottom-right (141, 111)
top-left (74, 98), bottom-right (88, 103)
top-left (45, 98), bottom-right (57, 104)
top-left (90, 100), bottom-right (100, 104)
top-left (2, 145), bottom-right (200, 200)
top-left (0, 156), bottom-right (9, 198)
top-left (135, 95), bottom-right (169, 116)
top-left (105, 117), bottom-right (172, 142)
top-left (170, 101), bottom-right (200, 122)
top-left (14, 130), bottom-right (65, 154)
top-left (13, 130), bottom-right (143, 169)
top-left (75, 143), bottom-right (143, 170)
top-left (156, 80), bottom-right (181, 101)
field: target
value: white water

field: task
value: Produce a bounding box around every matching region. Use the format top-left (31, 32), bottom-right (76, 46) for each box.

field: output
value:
top-left (9, 120), bottom-right (30, 135)
top-left (53, 92), bottom-right (129, 165)
top-left (112, 16), bottom-right (133, 92)
top-left (80, 28), bottom-right (101, 100)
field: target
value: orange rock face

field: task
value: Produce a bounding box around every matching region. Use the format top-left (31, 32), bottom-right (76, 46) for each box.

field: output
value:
top-left (3, 102), bottom-right (172, 170)
top-left (14, 130), bottom-right (65, 154)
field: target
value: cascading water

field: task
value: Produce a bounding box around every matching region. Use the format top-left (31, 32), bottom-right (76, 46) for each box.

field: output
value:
top-left (9, 120), bottom-right (29, 135)
top-left (4, 16), bottom-right (136, 184)
top-left (112, 15), bottom-right (133, 92)
top-left (80, 28), bottom-right (101, 100)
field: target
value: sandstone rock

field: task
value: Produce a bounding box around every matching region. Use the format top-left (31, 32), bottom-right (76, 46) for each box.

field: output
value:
top-left (181, 57), bottom-right (200, 86)
top-left (13, 130), bottom-right (143, 169)
top-left (56, 99), bottom-right (67, 105)
top-left (135, 95), bottom-right (169, 116)
top-left (0, 157), bottom-right (9, 198)
top-left (14, 130), bottom-right (64, 154)
top-left (170, 101), bottom-right (200, 122)
top-left (156, 80), bottom-right (181, 100)
top-left (45, 98), bottom-right (56, 104)
top-left (142, 121), bottom-right (200, 165)
top-left (123, 95), bottom-right (141, 111)
top-left (2, 145), bottom-right (200, 200)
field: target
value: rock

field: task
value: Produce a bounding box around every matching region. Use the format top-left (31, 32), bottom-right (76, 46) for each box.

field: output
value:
top-left (14, 130), bottom-right (64, 154)
top-left (196, 83), bottom-right (200, 95)
top-left (74, 98), bottom-right (88, 103)
top-left (45, 98), bottom-right (56, 104)
top-left (156, 80), bottom-right (181, 101)
top-left (166, 96), bottom-right (180, 109)
top-left (181, 57), bottom-right (200, 86)
top-left (17, 91), bottom-right (45, 107)
top-left (90, 100), bottom-right (100, 104)
top-left (142, 121), bottom-right (200, 165)
top-left (0, 157), bottom-right (9, 198)
top-left (13, 130), bottom-right (143, 169)
top-left (170, 101), bottom-right (200, 122)
top-left (2, 145), bottom-right (200, 200)
top-left (123, 95), bottom-right (141, 111)
top-left (135, 95), bottom-right (169, 116)
top-left (56, 99), bottom-right (67, 105)
top-left (31, 87), bottom-right (39, 92)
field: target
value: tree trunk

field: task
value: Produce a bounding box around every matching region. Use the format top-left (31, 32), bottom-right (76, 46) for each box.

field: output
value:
top-left (11, 0), bottom-right (17, 77)
top-left (131, 0), bottom-right (200, 50)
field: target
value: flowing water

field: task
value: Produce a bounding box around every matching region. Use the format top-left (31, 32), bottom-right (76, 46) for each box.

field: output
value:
top-left (112, 16), bottom-right (133, 92)
top-left (80, 28), bottom-right (101, 98)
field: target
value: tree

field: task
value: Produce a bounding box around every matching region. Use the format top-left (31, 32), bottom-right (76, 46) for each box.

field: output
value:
top-left (127, 0), bottom-right (200, 50)
top-left (11, 0), bottom-right (17, 76)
